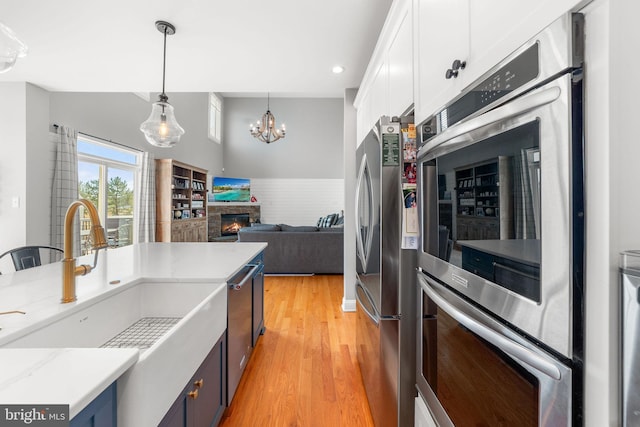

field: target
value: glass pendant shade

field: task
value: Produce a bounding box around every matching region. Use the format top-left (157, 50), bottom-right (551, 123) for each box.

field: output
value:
top-left (0, 21), bottom-right (28, 74)
top-left (140, 97), bottom-right (185, 147)
top-left (140, 21), bottom-right (184, 148)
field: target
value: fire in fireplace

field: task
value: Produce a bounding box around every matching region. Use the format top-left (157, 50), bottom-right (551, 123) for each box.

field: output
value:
top-left (221, 213), bottom-right (251, 236)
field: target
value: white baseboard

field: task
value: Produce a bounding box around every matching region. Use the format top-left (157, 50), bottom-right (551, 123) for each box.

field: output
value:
top-left (342, 297), bottom-right (356, 312)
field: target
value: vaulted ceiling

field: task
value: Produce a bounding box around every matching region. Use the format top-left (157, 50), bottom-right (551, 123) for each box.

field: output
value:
top-left (0, 0), bottom-right (393, 97)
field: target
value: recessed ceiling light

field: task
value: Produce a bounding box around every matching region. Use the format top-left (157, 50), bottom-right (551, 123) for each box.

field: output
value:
top-left (332, 65), bottom-right (345, 74)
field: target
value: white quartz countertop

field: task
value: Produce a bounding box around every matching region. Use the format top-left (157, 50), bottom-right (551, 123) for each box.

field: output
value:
top-left (0, 242), bottom-right (266, 420)
top-left (0, 348), bottom-right (138, 419)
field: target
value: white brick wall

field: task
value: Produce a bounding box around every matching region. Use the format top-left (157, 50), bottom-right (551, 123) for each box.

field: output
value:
top-left (250, 178), bottom-right (344, 226)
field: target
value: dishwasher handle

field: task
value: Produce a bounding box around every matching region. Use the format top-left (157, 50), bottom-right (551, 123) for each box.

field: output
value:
top-left (229, 263), bottom-right (262, 291)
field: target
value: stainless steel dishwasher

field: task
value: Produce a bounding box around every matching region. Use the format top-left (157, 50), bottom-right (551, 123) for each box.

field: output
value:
top-left (227, 257), bottom-right (264, 405)
top-left (621, 250), bottom-right (640, 426)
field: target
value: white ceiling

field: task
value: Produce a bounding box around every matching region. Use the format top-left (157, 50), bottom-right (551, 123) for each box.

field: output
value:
top-left (0, 0), bottom-right (393, 98)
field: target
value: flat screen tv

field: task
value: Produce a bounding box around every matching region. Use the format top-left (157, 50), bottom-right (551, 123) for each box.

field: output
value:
top-left (212, 177), bottom-right (251, 202)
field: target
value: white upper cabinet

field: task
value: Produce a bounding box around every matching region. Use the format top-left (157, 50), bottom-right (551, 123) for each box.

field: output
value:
top-left (413, 0), bottom-right (469, 125)
top-left (388, 6), bottom-right (414, 116)
top-left (466, 0), bottom-right (585, 86)
top-left (355, 0), bottom-right (412, 147)
top-left (413, 0), bottom-right (585, 125)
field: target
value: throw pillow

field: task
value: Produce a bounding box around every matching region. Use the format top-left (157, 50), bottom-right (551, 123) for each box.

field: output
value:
top-left (317, 213), bottom-right (337, 228)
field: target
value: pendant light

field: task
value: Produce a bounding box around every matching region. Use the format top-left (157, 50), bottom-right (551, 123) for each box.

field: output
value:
top-left (140, 21), bottom-right (185, 148)
top-left (0, 21), bottom-right (28, 73)
top-left (249, 93), bottom-right (286, 144)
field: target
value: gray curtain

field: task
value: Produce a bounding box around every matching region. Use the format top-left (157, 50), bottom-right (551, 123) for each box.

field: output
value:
top-left (50, 126), bottom-right (80, 256)
top-left (135, 152), bottom-right (156, 243)
top-left (513, 148), bottom-right (541, 239)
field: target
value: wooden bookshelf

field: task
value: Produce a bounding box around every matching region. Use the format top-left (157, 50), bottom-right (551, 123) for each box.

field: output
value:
top-left (155, 159), bottom-right (208, 242)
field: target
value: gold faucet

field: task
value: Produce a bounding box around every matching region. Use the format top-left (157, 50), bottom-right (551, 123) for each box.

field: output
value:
top-left (61, 199), bottom-right (108, 303)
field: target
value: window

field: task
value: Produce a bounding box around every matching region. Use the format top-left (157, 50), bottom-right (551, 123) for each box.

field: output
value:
top-left (77, 136), bottom-right (140, 254)
top-left (208, 92), bottom-right (222, 143)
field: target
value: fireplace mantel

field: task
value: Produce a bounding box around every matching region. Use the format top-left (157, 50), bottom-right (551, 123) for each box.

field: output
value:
top-left (208, 204), bottom-right (261, 241)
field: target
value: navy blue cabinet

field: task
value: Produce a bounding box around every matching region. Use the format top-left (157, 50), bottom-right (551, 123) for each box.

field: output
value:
top-left (252, 254), bottom-right (265, 347)
top-left (159, 333), bottom-right (227, 427)
top-left (70, 383), bottom-right (116, 427)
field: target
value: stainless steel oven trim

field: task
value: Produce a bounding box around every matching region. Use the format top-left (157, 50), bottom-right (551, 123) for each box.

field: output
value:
top-left (421, 273), bottom-right (561, 380)
top-left (417, 271), bottom-right (572, 426)
top-left (417, 85), bottom-right (560, 161)
top-left (418, 72), bottom-right (575, 357)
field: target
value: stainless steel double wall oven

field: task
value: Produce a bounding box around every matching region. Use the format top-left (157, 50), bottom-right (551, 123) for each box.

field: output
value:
top-left (416, 14), bottom-right (585, 426)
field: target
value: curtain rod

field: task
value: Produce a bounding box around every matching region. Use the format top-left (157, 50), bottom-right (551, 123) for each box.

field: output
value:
top-left (51, 124), bottom-right (144, 153)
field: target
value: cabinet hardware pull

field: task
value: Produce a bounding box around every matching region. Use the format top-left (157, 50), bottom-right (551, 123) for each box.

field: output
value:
top-left (452, 59), bottom-right (466, 70)
top-left (188, 389), bottom-right (199, 399)
top-left (194, 379), bottom-right (204, 388)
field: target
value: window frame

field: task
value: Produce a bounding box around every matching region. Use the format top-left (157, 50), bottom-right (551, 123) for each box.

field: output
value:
top-left (77, 135), bottom-right (141, 251)
top-left (208, 92), bottom-right (222, 143)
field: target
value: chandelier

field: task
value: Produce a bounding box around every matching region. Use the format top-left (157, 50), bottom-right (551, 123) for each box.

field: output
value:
top-left (250, 94), bottom-right (286, 144)
top-left (140, 20), bottom-right (185, 148)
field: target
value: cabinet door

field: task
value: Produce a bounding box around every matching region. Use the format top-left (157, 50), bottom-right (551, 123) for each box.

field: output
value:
top-left (159, 335), bottom-right (226, 427)
top-left (189, 335), bottom-right (226, 427)
top-left (369, 61), bottom-right (389, 124)
top-left (171, 221), bottom-right (188, 242)
top-left (413, 0), bottom-right (469, 124)
top-left (465, 0), bottom-right (583, 87)
top-left (70, 383), bottom-right (116, 427)
top-left (158, 391), bottom-right (187, 427)
top-left (388, 5), bottom-right (413, 116)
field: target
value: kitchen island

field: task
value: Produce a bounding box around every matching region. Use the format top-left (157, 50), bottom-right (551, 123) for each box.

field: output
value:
top-left (0, 242), bottom-right (266, 426)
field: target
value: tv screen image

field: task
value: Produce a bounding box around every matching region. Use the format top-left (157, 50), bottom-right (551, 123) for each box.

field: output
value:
top-left (212, 177), bottom-right (251, 202)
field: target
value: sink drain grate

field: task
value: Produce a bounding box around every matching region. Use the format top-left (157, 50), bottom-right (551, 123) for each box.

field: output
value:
top-left (101, 317), bottom-right (181, 350)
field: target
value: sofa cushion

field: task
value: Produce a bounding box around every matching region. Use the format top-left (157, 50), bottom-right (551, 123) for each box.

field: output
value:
top-left (279, 224), bottom-right (318, 232)
top-left (246, 223), bottom-right (281, 231)
top-left (319, 226), bottom-right (343, 232)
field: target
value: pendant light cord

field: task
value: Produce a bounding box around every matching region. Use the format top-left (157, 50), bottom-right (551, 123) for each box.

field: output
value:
top-left (161, 27), bottom-right (167, 96)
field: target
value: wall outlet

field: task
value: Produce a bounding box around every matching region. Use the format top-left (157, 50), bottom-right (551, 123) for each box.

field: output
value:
top-left (11, 196), bottom-right (20, 208)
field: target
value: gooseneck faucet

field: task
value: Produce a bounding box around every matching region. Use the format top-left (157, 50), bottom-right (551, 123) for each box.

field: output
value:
top-left (61, 199), bottom-right (108, 303)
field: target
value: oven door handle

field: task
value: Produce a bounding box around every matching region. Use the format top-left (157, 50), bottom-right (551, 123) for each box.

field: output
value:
top-left (420, 276), bottom-right (562, 381)
top-left (417, 85), bottom-right (561, 161)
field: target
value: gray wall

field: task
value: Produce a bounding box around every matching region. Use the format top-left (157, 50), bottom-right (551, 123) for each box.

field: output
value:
top-left (50, 92), bottom-right (224, 178)
top-left (26, 84), bottom-right (52, 246)
top-left (342, 89), bottom-right (358, 311)
top-left (0, 83), bottom-right (28, 254)
top-left (223, 97), bottom-right (344, 179)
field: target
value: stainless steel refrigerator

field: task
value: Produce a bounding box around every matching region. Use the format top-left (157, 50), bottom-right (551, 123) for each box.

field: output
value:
top-left (355, 116), bottom-right (416, 427)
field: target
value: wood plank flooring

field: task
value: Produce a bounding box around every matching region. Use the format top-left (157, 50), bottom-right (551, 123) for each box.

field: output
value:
top-left (219, 275), bottom-right (374, 427)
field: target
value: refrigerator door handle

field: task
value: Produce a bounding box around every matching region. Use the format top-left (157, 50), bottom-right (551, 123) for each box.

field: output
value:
top-left (420, 274), bottom-right (562, 381)
top-left (356, 280), bottom-right (379, 326)
top-left (355, 153), bottom-right (372, 270)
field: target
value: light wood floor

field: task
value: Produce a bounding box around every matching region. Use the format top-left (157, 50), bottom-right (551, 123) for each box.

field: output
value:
top-left (219, 275), bottom-right (374, 427)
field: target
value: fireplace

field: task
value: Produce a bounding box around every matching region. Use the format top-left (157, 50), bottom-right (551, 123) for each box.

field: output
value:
top-left (221, 214), bottom-right (251, 236)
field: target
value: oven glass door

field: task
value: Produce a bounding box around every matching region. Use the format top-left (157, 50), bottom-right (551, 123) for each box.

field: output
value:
top-left (417, 271), bottom-right (572, 426)
top-left (418, 72), bottom-right (578, 358)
